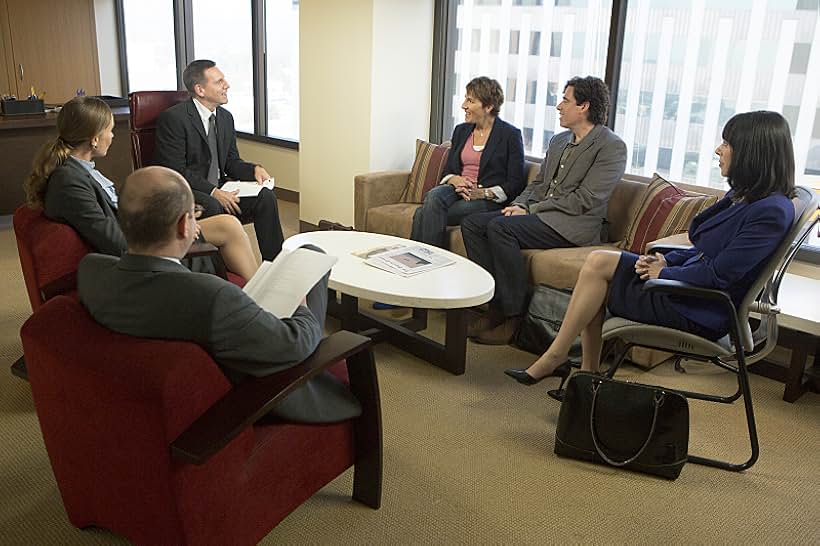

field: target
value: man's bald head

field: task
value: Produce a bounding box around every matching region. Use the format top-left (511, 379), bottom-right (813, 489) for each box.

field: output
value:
top-left (119, 166), bottom-right (194, 250)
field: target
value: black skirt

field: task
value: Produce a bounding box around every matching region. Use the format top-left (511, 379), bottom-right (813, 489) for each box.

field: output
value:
top-left (606, 252), bottom-right (718, 339)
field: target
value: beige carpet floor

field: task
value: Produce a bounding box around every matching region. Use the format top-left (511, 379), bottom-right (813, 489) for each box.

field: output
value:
top-left (1, 203), bottom-right (818, 545)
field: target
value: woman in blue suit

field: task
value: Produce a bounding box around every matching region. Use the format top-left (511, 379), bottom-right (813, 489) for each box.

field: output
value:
top-left (410, 76), bottom-right (525, 248)
top-left (504, 111), bottom-right (796, 386)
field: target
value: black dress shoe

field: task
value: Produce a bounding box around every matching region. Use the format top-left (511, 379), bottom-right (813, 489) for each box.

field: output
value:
top-left (504, 361), bottom-right (571, 386)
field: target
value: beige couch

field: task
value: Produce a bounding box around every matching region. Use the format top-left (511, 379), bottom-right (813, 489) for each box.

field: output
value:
top-left (355, 160), bottom-right (725, 289)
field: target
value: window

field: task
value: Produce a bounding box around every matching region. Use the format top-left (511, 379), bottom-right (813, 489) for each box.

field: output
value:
top-left (121, 0), bottom-right (177, 91)
top-left (613, 1), bottom-right (820, 189)
top-left (265, 0), bottom-right (300, 141)
top-left (118, 0), bottom-right (300, 146)
top-left (192, 0), bottom-right (254, 133)
top-left (444, 0), bottom-right (612, 157)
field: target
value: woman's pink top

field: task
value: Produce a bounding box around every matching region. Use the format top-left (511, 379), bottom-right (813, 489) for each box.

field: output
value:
top-left (460, 132), bottom-right (482, 183)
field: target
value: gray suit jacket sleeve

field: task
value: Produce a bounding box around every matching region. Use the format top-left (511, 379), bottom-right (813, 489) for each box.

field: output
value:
top-left (206, 283), bottom-right (324, 377)
top-left (44, 166), bottom-right (126, 256)
top-left (528, 136), bottom-right (627, 216)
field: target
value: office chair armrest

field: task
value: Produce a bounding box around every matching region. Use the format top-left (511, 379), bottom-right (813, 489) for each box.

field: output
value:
top-left (644, 244), bottom-right (691, 254)
top-left (643, 279), bottom-right (734, 309)
top-left (170, 330), bottom-right (373, 465)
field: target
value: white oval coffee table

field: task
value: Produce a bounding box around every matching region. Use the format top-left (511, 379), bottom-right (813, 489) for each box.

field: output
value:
top-left (283, 231), bottom-right (495, 375)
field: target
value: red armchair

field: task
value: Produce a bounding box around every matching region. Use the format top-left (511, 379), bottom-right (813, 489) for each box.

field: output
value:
top-left (129, 90), bottom-right (190, 169)
top-left (21, 295), bottom-right (382, 545)
top-left (11, 206), bottom-right (243, 379)
top-left (13, 205), bottom-right (91, 312)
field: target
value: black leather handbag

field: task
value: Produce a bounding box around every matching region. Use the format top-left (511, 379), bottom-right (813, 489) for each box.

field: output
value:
top-left (554, 372), bottom-right (689, 480)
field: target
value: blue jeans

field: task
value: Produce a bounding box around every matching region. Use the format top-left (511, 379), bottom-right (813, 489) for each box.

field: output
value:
top-left (410, 184), bottom-right (503, 248)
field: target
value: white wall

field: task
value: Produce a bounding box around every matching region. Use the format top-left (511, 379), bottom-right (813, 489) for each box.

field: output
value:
top-left (93, 0), bottom-right (122, 97)
top-left (369, 0), bottom-right (434, 171)
top-left (299, 0), bottom-right (435, 226)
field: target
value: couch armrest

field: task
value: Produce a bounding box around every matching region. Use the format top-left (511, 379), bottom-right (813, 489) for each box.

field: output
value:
top-left (170, 330), bottom-right (374, 464)
top-left (354, 171), bottom-right (410, 230)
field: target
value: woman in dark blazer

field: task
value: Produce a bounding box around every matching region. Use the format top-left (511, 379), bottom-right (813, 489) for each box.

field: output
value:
top-left (24, 97), bottom-right (259, 280)
top-left (410, 76), bottom-right (525, 248)
top-left (504, 111), bottom-right (796, 386)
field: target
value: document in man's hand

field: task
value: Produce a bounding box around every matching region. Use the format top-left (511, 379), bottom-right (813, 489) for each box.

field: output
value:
top-left (242, 247), bottom-right (337, 318)
top-left (220, 178), bottom-right (275, 197)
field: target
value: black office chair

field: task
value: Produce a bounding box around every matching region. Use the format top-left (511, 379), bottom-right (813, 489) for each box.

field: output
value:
top-left (599, 186), bottom-right (819, 471)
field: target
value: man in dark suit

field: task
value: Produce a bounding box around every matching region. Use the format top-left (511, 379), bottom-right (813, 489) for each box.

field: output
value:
top-left (78, 166), bottom-right (361, 423)
top-left (154, 59), bottom-right (284, 261)
top-left (461, 76), bottom-right (627, 344)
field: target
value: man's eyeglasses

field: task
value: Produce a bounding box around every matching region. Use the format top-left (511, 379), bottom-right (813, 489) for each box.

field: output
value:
top-left (192, 204), bottom-right (204, 219)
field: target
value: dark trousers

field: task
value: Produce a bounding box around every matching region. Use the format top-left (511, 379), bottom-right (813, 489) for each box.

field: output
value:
top-left (410, 184), bottom-right (503, 248)
top-left (461, 211), bottom-right (574, 317)
top-left (195, 187), bottom-right (284, 261)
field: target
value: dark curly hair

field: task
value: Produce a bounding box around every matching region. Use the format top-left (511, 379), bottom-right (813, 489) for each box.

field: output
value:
top-left (564, 76), bottom-right (610, 125)
top-left (722, 111), bottom-right (795, 202)
top-left (466, 76), bottom-right (504, 116)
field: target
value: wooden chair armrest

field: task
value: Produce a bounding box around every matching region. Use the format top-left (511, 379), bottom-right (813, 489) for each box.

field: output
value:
top-left (185, 240), bottom-right (219, 258)
top-left (40, 271), bottom-right (78, 301)
top-left (354, 171), bottom-right (411, 230)
top-left (185, 241), bottom-right (228, 279)
top-left (170, 330), bottom-right (373, 465)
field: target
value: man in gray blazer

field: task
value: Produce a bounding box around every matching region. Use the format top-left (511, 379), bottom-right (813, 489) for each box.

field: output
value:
top-left (461, 76), bottom-right (627, 344)
top-left (78, 166), bottom-right (361, 423)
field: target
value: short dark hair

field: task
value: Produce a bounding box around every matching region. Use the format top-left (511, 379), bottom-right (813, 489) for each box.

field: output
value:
top-left (466, 76), bottom-right (504, 116)
top-left (564, 76), bottom-right (610, 125)
top-left (118, 168), bottom-right (193, 249)
top-left (722, 111), bottom-right (795, 202)
top-left (183, 59), bottom-right (217, 93)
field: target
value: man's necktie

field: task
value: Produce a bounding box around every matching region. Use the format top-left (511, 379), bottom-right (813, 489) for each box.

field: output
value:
top-left (207, 114), bottom-right (219, 186)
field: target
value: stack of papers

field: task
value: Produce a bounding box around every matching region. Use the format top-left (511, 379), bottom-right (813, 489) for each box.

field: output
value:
top-left (220, 178), bottom-right (275, 197)
top-left (353, 244), bottom-right (455, 277)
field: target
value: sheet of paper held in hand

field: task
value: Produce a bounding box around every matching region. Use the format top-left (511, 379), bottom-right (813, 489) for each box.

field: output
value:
top-left (220, 178), bottom-right (275, 197)
top-left (242, 247), bottom-right (337, 318)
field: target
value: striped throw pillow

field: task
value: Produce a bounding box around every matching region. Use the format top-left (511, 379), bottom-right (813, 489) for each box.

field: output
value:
top-left (620, 174), bottom-right (719, 254)
top-left (400, 140), bottom-right (450, 203)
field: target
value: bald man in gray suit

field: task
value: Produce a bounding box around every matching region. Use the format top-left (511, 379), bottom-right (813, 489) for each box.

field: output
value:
top-left (78, 166), bottom-right (360, 423)
top-left (462, 76), bottom-right (627, 344)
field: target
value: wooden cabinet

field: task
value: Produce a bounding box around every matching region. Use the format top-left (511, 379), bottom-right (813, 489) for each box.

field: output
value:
top-left (0, 0), bottom-right (101, 103)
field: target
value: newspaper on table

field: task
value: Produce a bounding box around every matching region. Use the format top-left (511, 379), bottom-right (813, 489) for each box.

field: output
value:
top-left (355, 244), bottom-right (455, 277)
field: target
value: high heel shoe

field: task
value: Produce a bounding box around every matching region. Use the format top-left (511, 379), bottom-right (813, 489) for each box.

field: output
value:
top-left (504, 361), bottom-right (571, 386)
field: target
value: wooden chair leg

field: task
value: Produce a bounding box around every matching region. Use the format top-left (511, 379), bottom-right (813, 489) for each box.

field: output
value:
top-left (346, 348), bottom-right (382, 509)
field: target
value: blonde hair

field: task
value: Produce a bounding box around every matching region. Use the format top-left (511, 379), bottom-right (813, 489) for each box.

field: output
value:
top-left (24, 97), bottom-right (113, 208)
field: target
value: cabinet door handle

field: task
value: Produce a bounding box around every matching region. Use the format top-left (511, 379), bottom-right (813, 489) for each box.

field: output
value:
top-left (18, 64), bottom-right (23, 81)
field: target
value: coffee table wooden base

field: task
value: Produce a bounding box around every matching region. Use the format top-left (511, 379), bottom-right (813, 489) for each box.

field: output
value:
top-left (329, 291), bottom-right (469, 375)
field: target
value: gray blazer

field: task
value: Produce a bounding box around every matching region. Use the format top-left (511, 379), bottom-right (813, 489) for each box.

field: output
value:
top-left (44, 157), bottom-right (125, 256)
top-left (513, 124), bottom-right (627, 246)
top-left (78, 253), bottom-right (361, 423)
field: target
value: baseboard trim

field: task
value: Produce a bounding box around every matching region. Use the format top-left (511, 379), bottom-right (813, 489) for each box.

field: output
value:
top-left (276, 187), bottom-right (299, 203)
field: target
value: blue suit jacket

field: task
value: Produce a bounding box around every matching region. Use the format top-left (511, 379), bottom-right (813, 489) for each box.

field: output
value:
top-left (443, 118), bottom-right (525, 203)
top-left (659, 191), bottom-right (794, 335)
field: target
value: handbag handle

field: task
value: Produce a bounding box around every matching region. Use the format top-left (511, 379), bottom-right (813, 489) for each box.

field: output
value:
top-left (589, 380), bottom-right (663, 467)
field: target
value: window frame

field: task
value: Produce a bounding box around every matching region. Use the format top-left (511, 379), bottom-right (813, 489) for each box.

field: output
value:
top-left (430, 0), bottom-right (819, 261)
top-left (115, 0), bottom-right (299, 150)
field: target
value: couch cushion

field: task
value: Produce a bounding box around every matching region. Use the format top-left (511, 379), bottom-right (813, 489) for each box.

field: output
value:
top-left (619, 173), bottom-right (718, 254)
top-left (527, 244), bottom-right (618, 289)
top-left (400, 140), bottom-right (450, 203)
top-left (365, 203), bottom-right (421, 239)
